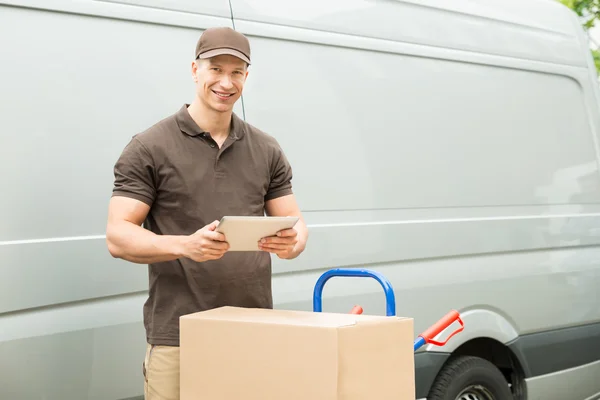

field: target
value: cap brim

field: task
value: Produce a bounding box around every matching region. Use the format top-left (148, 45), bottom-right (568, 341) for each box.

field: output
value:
top-left (198, 48), bottom-right (251, 65)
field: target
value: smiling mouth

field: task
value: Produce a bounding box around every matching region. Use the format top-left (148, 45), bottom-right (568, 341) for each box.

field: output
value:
top-left (212, 90), bottom-right (235, 100)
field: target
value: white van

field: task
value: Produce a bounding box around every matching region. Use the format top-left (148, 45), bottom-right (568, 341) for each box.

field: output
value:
top-left (1, 0), bottom-right (599, 399)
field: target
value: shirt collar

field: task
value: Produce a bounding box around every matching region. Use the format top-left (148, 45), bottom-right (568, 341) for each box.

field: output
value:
top-left (176, 104), bottom-right (246, 140)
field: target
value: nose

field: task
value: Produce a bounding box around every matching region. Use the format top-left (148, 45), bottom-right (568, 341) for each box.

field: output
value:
top-left (219, 75), bottom-right (234, 90)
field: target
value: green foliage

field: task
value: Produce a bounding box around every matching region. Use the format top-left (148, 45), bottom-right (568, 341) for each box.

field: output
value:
top-left (559, 0), bottom-right (600, 74)
top-left (592, 48), bottom-right (600, 71)
top-left (559, 0), bottom-right (600, 29)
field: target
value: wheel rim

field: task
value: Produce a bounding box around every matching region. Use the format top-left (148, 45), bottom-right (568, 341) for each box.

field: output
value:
top-left (455, 384), bottom-right (495, 400)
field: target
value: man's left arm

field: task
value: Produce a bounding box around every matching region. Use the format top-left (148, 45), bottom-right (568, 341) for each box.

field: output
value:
top-left (260, 194), bottom-right (308, 259)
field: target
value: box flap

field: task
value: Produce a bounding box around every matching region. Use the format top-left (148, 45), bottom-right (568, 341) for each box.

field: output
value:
top-left (180, 306), bottom-right (406, 328)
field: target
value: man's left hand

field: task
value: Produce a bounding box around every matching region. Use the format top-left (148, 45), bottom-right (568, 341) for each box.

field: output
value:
top-left (258, 228), bottom-right (299, 259)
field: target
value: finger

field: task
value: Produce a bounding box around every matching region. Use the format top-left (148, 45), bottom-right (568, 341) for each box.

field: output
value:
top-left (202, 248), bottom-right (227, 258)
top-left (259, 242), bottom-right (292, 251)
top-left (259, 247), bottom-right (280, 254)
top-left (276, 229), bottom-right (297, 237)
top-left (199, 236), bottom-right (229, 250)
top-left (201, 252), bottom-right (221, 260)
top-left (204, 241), bottom-right (229, 251)
top-left (204, 230), bottom-right (227, 242)
top-left (203, 244), bottom-right (228, 253)
top-left (260, 237), bottom-right (294, 245)
top-left (192, 251), bottom-right (220, 261)
top-left (261, 247), bottom-right (291, 258)
top-left (206, 242), bottom-right (229, 251)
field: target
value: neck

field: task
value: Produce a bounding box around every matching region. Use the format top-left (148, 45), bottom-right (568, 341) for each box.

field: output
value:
top-left (187, 98), bottom-right (232, 140)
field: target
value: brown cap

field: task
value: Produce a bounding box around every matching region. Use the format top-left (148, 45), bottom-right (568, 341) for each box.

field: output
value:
top-left (195, 27), bottom-right (251, 65)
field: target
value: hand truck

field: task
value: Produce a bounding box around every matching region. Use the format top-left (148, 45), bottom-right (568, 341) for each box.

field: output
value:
top-left (313, 268), bottom-right (464, 351)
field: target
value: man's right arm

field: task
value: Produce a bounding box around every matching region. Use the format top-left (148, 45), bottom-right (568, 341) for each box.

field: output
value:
top-left (106, 196), bottom-right (185, 264)
top-left (108, 136), bottom-right (229, 264)
top-left (106, 196), bottom-right (230, 264)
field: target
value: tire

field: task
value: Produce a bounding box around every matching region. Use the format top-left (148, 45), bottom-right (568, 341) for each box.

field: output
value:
top-left (427, 355), bottom-right (513, 400)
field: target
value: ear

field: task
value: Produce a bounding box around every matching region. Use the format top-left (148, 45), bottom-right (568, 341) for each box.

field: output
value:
top-left (191, 60), bottom-right (199, 82)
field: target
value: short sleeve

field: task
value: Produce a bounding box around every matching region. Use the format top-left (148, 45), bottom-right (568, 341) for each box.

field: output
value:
top-left (265, 142), bottom-right (293, 201)
top-left (111, 137), bottom-right (157, 206)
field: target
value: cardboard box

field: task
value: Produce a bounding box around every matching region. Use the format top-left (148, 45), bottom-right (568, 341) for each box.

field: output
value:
top-left (180, 306), bottom-right (415, 400)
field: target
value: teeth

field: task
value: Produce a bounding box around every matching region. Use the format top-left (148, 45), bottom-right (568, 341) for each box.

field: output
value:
top-left (214, 91), bottom-right (232, 97)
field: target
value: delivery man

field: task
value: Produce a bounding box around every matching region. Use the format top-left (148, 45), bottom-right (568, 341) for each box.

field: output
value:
top-left (105, 26), bottom-right (308, 399)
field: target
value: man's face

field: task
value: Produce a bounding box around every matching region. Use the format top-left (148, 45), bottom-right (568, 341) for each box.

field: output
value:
top-left (193, 54), bottom-right (248, 113)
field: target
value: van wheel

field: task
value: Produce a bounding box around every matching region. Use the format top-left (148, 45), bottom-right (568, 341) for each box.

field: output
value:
top-left (427, 355), bottom-right (513, 400)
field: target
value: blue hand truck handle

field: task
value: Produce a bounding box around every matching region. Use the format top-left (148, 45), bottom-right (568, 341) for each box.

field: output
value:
top-left (313, 268), bottom-right (396, 316)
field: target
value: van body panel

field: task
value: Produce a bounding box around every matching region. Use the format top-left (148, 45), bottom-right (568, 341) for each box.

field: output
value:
top-left (0, 307), bottom-right (145, 400)
top-left (0, 240), bottom-right (145, 314)
top-left (271, 246), bottom-right (600, 346)
top-left (508, 321), bottom-right (600, 377)
top-left (524, 359), bottom-right (600, 400)
top-left (232, 29), bottom-right (600, 213)
top-left (1, 0), bottom-right (600, 399)
top-left (0, 2), bottom-right (234, 399)
top-left (89, 0), bottom-right (231, 18)
top-left (232, 1), bottom-right (600, 399)
top-left (0, 2), bottom-right (239, 314)
top-left (0, 291), bottom-right (146, 344)
top-left (231, 10), bottom-right (600, 327)
top-left (0, 0), bottom-right (232, 23)
top-left (230, 0), bottom-right (585, 67)
top-left (0, 1), bottom-right (239, 243)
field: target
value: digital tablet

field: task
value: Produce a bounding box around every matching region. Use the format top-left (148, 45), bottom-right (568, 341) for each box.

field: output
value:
top-left (216, 216), bottom-right (300, 252)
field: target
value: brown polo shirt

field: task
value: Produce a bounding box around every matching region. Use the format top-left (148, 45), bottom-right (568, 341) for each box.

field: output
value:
top-left (111, 104), bottom-right (293, 346)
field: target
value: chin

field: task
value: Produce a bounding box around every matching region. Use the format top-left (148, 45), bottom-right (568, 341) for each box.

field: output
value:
top-left (211, 103), bottom-right (234, 113)
top-left (202, 97), bottom-right (232, 112)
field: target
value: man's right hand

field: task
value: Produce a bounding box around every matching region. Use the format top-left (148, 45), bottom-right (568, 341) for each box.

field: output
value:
top-left (181, 220), bottom-right (229, 262)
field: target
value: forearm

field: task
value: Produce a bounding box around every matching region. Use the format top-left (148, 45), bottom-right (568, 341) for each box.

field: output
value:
top-left (106, 221), bottom-right (185, 264)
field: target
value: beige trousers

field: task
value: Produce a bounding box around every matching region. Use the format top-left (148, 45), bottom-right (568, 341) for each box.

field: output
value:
top-left (143, 343), bottom-right (180, 400)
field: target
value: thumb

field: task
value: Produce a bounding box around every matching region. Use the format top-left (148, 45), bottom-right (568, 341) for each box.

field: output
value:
top-left (207, 220), bottom-right (220, 231)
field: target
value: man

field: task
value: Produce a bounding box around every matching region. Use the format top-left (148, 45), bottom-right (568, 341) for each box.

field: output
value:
top-left (105, 27), bottom-right (308, 400)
